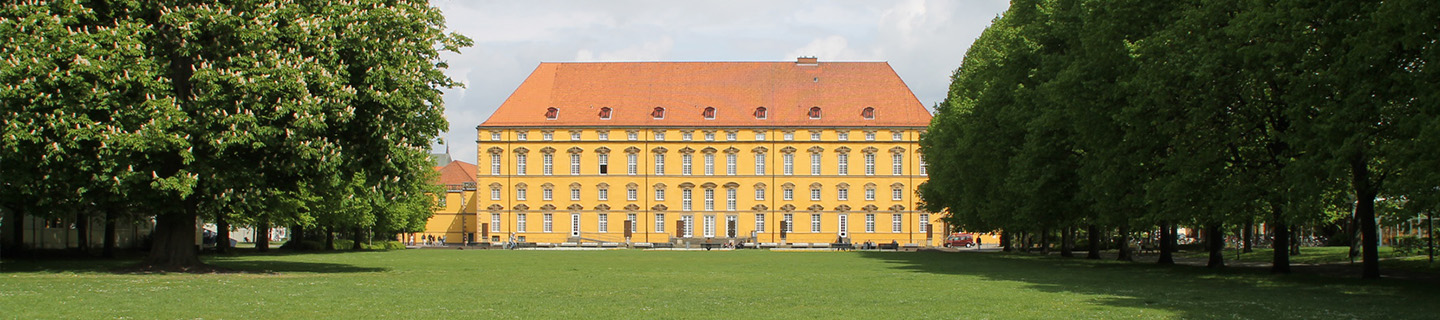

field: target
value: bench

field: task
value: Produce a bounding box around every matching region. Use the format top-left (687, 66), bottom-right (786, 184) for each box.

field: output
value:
top-left (601, 242), bottom-right (621, 247)
top-left (759, 242), bottom-right (779, 248)
top-left (633, 242), bottom-right (654, 248)
top-left (699, 243), bottom-right (724, 250)
top-left (791, 243), bottom-right (811, 248)
top-left (560, 242), bottom-right (579, 247)
top-left (877, 243), bottom-right (899, 250)
top-left (831, 243), bottom-right (854, 250)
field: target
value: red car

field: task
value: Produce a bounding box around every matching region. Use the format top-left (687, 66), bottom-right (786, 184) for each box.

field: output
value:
top-left (944, 233), bottom-right (976, 248)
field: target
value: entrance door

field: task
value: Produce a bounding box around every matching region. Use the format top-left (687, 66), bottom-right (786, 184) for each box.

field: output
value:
top-left (838, 214), bottom-right (849, 239)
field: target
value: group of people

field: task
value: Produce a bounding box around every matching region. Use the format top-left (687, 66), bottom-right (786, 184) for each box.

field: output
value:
top-left (406, 234), bottom-right (447, 246)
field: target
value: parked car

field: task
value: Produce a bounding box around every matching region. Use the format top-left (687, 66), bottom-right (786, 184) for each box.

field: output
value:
top-left (944, 233), bottom-right (976, 248)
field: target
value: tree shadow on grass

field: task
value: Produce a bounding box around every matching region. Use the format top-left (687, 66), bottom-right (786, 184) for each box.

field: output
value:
top-left (856, 251), bottom-right (1440, 319)
top-left (1, 252), bottom-right (387, 274)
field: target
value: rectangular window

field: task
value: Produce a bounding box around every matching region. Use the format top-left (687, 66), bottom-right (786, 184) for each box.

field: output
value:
top-left (811, 214), bottom-right (821, 233)
top-left (627, 213), bottom-right (637, 233)
top-left (627, 187), bottom-right (637, 201)
top-left (893, 214), bottom-right (903, 233)
top-left (655, 213), bottom-right (666, 233)
top-left (725, 215), bottom-right (737, 238)
top-left (704, 154), bottom-right (715, 175)
top-left (491, 187), bottom-right (501, 201)
top-left (598, 214), bottom-right (608, 233)
top-left (542, 154), bottom-right (553, 175)
top-left (543, 188), bottom-right (552, 201)
top-left (755, 131), bottom-right (766, 141)
top-left (490, 154), bottom-right (501, 175)
top-left (703, 215), bottom-right (715, 237)
top-left (755, 188), bottom-right (765, 201)
top-left (893, 131), bottom-right (903, 141)
top-left (598, 154), bottom-right (609, 175)
top-left (784, 132), bottom-right (794, 141)
top-left (570, 154), bottom-right (581, 175)
top-left (655, 154), bottom-right (665, 175)
top-left (920, 156), bottom-right (928, 175)
top-left (491, 132), bottom-right (501, 141)
top-left (682, 189), bottom-right (693, 211)
top-left (703, 189), bottom-right (715, 211)
top-left (838, 188), bottom-right (848, 201)
top-left (810, 131), bottom-right (821, 141)
top-left (492, 214), bottom-right (502, 233)
top-left (517, 187), bottom-right (527, 201)
top-left (704, 132), bottom-right (715, 141)
top-left (515, 154), bottom-right (527, 175)
top-left (627, 131), bottom-right (638, 141)
top-left (655, 188), bottom-right (666, 201)
top-left (865, 153), bottom-right (875, 176)
top-left (543, 214), bottom-right (553, 233)
top-left (865, 132), bottom-right (875, 141)
top-left (571, 131), bottom-right (581, 140)
top-left (726, 188), bottom-right (736, 211)
top-left (783, 188), bottom-right (793, 201)
top-left (865, 188), bottom-right (875, 201)
top-left (726, 132), bottom-right (736, 141)
top-left (571, 187), bottom-right (581, 201)
top-left (920, 213), bottom-right (930, 233)
top-left (682, 154), bottom-right (693, 176)
top-left (811, 153), bottom-right (821, 175)
top-left (837, 131), bottom-right (848, 140)
top-left (755, 214), bottom-right (766, 233)
top-left (893, 187), bottom-right (903, 201)
top-left (571, 213), bottom-right (580, 235)
top-left (865, 214), bottom-right (875, 233)
top-left (783, 154), bottom-right (793, 175)
top-left (893, 153), bottom-right (903, 175)
top-left (598, 188), bottom-right (608, 201)
top-left (811, 188), bottom-right (821, 201)
top-left (726, 154), bottom-right (736, 175)
top-left (542, 131), bottom-right (553, 141)
top-left (517, 214), bottom-right (527, 232)
top-left (598, 131), bottom-right (609, 140)
top-left (784, 214), bottom-right (794, 233)
top-left (682, 132), bottom-right (692, 141)
top-left (628, 153), bottom-right (638, 175)
top-left (683, 215), bottom-right (694, 237)
top-left (437, 194), bottom-right (446, 208)
top-left (516, 132), bottom-right (528, 141)
top-left (755, 153), bottom-right (766, 175)
top-left (837, 153), bottom-right (848, 176)
top-left (655, 131), bottom-right (666, 141)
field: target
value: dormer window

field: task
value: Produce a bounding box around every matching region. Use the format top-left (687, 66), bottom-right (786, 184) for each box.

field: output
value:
top-left (545, 107), bottom-right (559, 120)
top-left (808, 106), bottom-right (822, 119)
top-left (861, 107), bottom-right (875, 120)
top-left (599, 107), bottom-right (612, 120)
top-left (652, 107), bottom-right (665, 119)
top-left (754, 107), bottom-right (767, 119)
top-left (702, 107), bottom-right (716, 120)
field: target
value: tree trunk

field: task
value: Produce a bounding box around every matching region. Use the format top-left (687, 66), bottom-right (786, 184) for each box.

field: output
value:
top-left (1086, 224), bottom-right (1101, 259)
top-left (103, 209), bottom-right (117, 258)
top-left (255, 220), bottom-right (270, 253)
top-left (325, 228), bottom-right (335, 251)
top-left (75, 211), bottom-right (90, 254)
top-left (351, 227), bottom-right (363, 250)
top-left (1000, 231), bottom-right (1012, 252)
top-left (1117, 225), bottom-right (1132, 261)
top-left (1352, 157), bottom-right (1380, 279)
top-left (1242, 220), bottom-right (1253, 253)
top-left (1270, 203), bottom-right (1291, 274)
top-left (6, 207), bottom-right (22, 254)
top-left (1157, 222), bottom-right (1174, 265)
top-left (1020, 232), bottom-right (1031, 253)
top-left (291, 224), bottom-right (306, 244)
top-left (215, 214), bottom-right (230, 254)
top-left (1206, 223), bottom-right (1224, 268)
top-left (1040, 228), bottom-right (1051, 255)
top-left (142, 212), bottom-right (203, 270)
top-left (1060, 226), bottom-right (1074, 258)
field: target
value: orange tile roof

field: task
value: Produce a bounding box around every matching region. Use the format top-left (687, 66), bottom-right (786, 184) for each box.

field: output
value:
top-left (480, 60), bottom-right (932, 128)
top-left (434, 160), bottom-right (477, 185)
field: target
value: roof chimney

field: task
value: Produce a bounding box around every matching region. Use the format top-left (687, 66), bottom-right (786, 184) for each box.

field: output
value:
top-left (796, 56), bottom-right (818, 66)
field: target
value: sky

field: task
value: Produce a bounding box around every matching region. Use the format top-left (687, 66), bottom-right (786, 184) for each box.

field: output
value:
top-left (429, 0), bottom-right (1011, 163)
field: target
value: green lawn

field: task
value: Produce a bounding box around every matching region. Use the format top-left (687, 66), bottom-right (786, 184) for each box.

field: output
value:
top-left (3, 249), bottom-right (1438, 319)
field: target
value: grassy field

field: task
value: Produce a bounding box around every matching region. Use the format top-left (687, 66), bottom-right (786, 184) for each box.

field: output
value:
top-left (3, 249), bottom-right (1439, 319)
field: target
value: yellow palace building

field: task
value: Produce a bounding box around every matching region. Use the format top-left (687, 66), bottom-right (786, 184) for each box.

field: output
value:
top-left (474, 57), bottom-right (940, 247)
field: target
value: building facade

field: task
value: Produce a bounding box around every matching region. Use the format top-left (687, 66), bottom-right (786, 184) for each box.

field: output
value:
top-left (476, 58), bottom-right (939, 246)
top-left (406, 160), bottom-right (480, 245)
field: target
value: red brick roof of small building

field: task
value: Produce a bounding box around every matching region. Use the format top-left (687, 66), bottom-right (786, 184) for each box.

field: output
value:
top-left (480, 59), bottom-right (931, 128)
top-left (434, 160), bottom-right (477, 185)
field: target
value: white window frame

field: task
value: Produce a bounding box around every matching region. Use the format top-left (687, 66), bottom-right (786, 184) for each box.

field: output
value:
top-left (598, 187), bottom-right (608, 201)
top-left (811, 214), bottom-right (821, 233)
top-left (755, 188), bottom-right (765, 201)
top-left (920, 213), bottom-right (930, 233)
top-left (655, 213), bottom-right (666, 233)
top-left (865, 132), bottom-right (875, 141)
top-left (655, 131), bottom-right (666, 141)
top-left (837, 131), bottom-right (848, 140)
top-left (682, 132), bottom-right (692, 141)
top-left (628, 131), bottom-right (638, 141)
top-left (893, 214), bottom-right (903, 233)
top-left (627, 187), bottom-right (637, 201)
top-left (543, 187), bottom-right (553, 201)
top-left (682, 189), bottom-right (693, 211)
top-left (784, 132), bottom-right (794, 141)
top-left (704, 154), bottom-right (715, 176)
top-left (491, 132), bottom-right (501, 141)
top-left (542, 154), bottom-right (553, 175)
top-left (865, 188), bottom-right (875, 201)
top-left (810, 131), bottom-right (821, 141)
top-left (490, 154), bottom-right (501, 175)
top-left (516, 132), bottom-right (528, 141)
top-left (703, 215), bottom-right (716, 237)
top-left (755, 214), bottom-right (766, 233)
top-left (543, 214), bottom-right (553, 233)
top-left (570, 213), bottom-right (581, 236)
top-left (571, 131), bottom-right (581, 140)
top-left (683, 215), bottom-right (694, 237)
top-left (865, 214), bottom-right (875, 233)
top-left (682, 154), bottom-right (693, 176)
top-left (515, 154), bottom-right (527, 176)
top-left (491, 187), bottom-right (501, 201)
top-left (811, 153), bottom-right (821, 175)
top-left (755, 132), bottom-right (766, 141)
top-left (893, 153), bottom-right (903, 175)
top-left (893, 187), bottom-right (903, 201)
top-left (726, 154), bottom-right (736, 175)
top-left (703, 188), bottom-right (715, 211)
top-left (837, 153), bottom-right (848, 176)
top-left (726, 188), bottom-right (736, 211)
top-left (570, 154), bottom-right (581, 175)
top-left (571, 187), bottom-right (581, 201)
top-left (893, 131), bottom-right (903, 141)
top-left (864, 153), bottom-right (875, 176)
top-left (597, 153), bottom-right (609, 175)
top-left (627, 153), bottom-right (638, 175)
top-left (704, 132), bottom-right (715, 141)
top-left (783, 188), bottom-right (793, 201)
top-left (542, 131), bottom-right (553, 141)
top-left (598, 214), bottom-right (609, 233)
top-left (654, 154), bottom-right (665, 175)
top-left (810, 188), bottom-right (821, 201)
top-left (655, 188), bottom-right (666, 201)
top-left (755, 153), bottom-right (766, 175)
top-left (726, 131), bottom-right (737, 141)
top-left (492, 214), bottom-right (502, 233)
top-left (784, 214), bottom-right (794, 233)
top-left (598, 131), bottom-right (609, 140)
top-left (517, 187), bottom-right (527, 201)
top-left (517, 213), bottom-right (527, 232)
